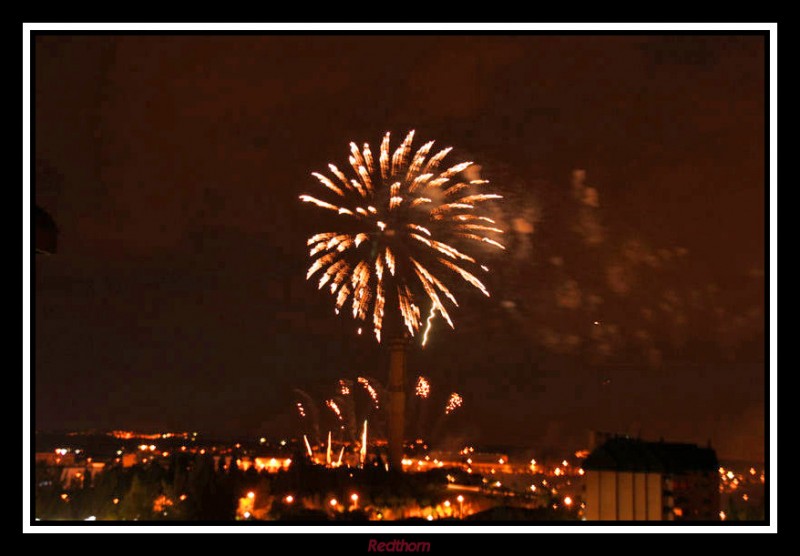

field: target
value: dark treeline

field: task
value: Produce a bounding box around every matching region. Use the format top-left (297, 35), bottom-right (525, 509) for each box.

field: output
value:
top-left (33, 450), bottom-right (490, 521)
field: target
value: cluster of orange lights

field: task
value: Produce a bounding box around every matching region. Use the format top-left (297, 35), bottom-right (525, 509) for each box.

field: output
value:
top-left (251, 457), bottom-right (292, 473)
top-left (110, 430), bottom-right (190, 440)
top-left (718, 466), bottom-right (764, 492)
top-left (237, 489), bottom-right (475, 520)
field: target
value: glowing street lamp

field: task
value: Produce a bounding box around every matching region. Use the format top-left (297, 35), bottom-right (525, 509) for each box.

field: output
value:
top-left (285, 495), bottom-right (294, 504)
top-left (350, 493), bottom-right (359, 508)
top-left (457, 495), bottom-right (464, 518)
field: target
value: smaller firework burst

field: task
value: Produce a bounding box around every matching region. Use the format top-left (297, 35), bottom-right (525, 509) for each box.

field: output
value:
top-left (296, 402), bottom-right (307, 419)
top-left (338, 379), bottom-right (350, 396)
top-left (445, 392), bottom-right (463, 415)
top-left (415, 375), bottom-right (431, 399)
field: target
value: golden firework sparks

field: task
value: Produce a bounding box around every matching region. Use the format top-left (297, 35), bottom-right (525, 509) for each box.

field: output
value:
top-left (326, 399), bottom-right (343, 421)
top-left (301, 131), bottom-right (504, 341)
top-left (358, 377), bottom-right (380, 409)
top-left (445, 392), bottom-right (463, 415)
top-left (415, 375), bottom-right (431, 398)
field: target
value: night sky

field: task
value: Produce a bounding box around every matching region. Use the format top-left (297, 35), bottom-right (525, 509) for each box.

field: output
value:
top-left (33, 35), bottom-right (766, 462)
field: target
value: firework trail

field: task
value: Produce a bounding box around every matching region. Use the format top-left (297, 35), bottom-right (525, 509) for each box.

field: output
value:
top-left (326, 431), bottom-right (332, 466)
top-left (326, 397), bottom-right (351, 440)
top-left (301, 131), bottom-right (505, 342)
top-left (421, 305), bottom-right (438, 347)
top-left (356, 376), bottom-right (389, 442)
top-left (336, 379), bottom-right (358, 442)
top-left (360, 419), bottom-right (368, 466)
top-left (326, 399), bottom-right (344, 422)
top-left (357, 376), bottom-right (382, 410)
top-left (293, 388), bottom-right (320, 442)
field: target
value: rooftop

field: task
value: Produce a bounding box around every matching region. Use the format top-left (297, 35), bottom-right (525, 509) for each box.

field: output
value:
top-left (583, 436), bottom-right (718, 473)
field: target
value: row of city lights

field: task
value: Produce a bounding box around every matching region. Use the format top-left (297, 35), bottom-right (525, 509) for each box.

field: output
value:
top-left (240, 491), bottom-right (470, 519)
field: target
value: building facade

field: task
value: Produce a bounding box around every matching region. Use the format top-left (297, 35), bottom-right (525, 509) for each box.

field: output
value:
top-left (583, 436), bottom-right (719, 521)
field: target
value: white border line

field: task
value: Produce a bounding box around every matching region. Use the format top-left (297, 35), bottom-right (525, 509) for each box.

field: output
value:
top-left (23, 22), bottom-right (777, 534)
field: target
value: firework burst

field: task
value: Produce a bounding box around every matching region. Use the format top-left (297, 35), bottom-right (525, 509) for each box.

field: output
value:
top-left (445, 392), bottom-right (464, 415)
top-left (301, 131), bottom-right (504, 342)
top-left (415, 375), bottom-right (431, 399)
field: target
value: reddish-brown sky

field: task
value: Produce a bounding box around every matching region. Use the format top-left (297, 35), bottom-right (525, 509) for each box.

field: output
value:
top-left (33, 34), bottom-right (766, 461)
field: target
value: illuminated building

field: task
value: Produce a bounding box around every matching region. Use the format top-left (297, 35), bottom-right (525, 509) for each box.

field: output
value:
top-left (35, 451), bottom-right (75, 466)
top-left (583, 436), bottom-right (719, 521)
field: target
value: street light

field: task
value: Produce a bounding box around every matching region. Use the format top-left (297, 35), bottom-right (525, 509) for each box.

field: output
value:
top-left (350, 493), bottom-right (359, 509)
top-left (457, 495), bottom-right (464, 518)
